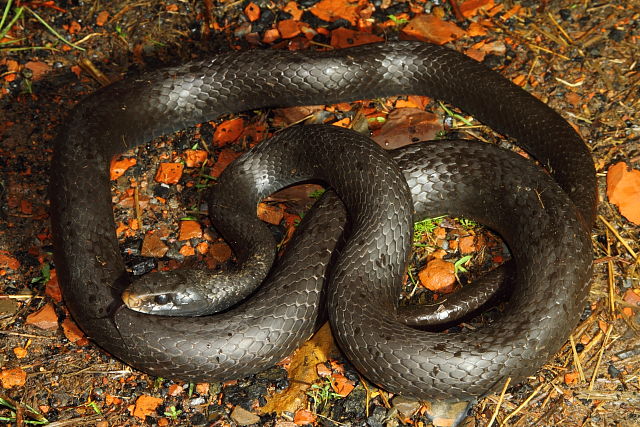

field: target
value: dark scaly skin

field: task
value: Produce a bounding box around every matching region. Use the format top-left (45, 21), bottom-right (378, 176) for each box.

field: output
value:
top-left (49, 41), bottom-right (595, 399)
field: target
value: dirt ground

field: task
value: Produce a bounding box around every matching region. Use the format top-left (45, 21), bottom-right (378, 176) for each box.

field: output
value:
top-left (1, 0), bottom-right (639, 426)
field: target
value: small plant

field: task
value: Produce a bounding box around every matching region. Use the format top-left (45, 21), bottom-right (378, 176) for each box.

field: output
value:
top-left (454, 255), bottom-right (472, 275)
top-left (306, 377), bottom-right (343, 413)
top-left (0, 397), bottom-right (49, 425)
top-left (115, 24), bottom-right (127, 39)
top-left (31, 263), bottom-right (51, 284)
top-left (367, 116), bottom-right (386, 124)
top-left (1, 0), bottom-right (85, 52)
top-left (85, 399), bottom-right (102, 414)
top-left (388, 14), bottom-right (409, 25)
top-left (309, 189), bottom-right (326, 199)
top-left (164, 405), bottom-right (182, 420)
top-left (439, 102), bottom-right (474, 126)
top-left (458, 217), bottom-right (478, 229)
top-left (413, 215), bottom-right (445, 246)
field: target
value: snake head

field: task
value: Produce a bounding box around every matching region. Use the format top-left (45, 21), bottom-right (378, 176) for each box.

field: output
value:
top-left (121, 269), bottom-right (249, 316)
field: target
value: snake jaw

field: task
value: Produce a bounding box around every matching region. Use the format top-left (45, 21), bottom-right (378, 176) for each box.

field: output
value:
top-left (120, 290), bottom-right (140, 310)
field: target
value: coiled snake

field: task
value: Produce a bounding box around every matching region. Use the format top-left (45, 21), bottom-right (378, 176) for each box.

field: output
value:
top-left (50, 41), bottom-right (595, 399)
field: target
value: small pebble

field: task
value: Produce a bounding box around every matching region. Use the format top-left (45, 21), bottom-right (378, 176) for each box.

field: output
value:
top-left (230, 406), bottom-right (261, 426)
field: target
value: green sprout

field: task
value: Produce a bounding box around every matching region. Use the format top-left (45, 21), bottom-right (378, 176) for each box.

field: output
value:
top-left (454, 255), bottom-right (472, 274)
top-left (1, 0), bottom-right (84, 52)
top-left (31, 263), bottom-right (51, 284)
top-left (439, 102), bottom-right (474, 126)
top-left (85, 400), bottom-right (102, 414)
top-left (413, 216), bottom-right (445, 247)
top-left (367, 116), bottom-right (386, 124)
top-left (306, 377), bottom-right (343, 413)
top-left (388, 14), bottom-right (409, 25)
top-left (309, 189), bottom-right (326, 199)
top-left (164, 406), bottom-right (182, 420)
top-left (457, 217), bottom-right (478, 230)
top-left (0, 397), bottom-right (49, 425)
top-left (115, 25), bottom-right (127, 39)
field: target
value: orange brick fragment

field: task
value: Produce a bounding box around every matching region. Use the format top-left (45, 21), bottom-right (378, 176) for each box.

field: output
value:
top-left (110, 157), bottom-right (137, 180)
top-left (1, 368), bottom-right (27, 388)
top-left (257, 203), bottom-right (284, 225)
top-left (141, 233), bottom-right (169, 258)
top-left (244, 2), bottom-right (260, 21)
top-left (607, 162), bottom-right (640, 224)
top-left (62, 318), bottom-right (88, 345)
top-left (154, 162), bottom-right (184, 184)
top-left (0, 250), bottom-right (20, 270)
top-left (418, 258), bottom-right (456, 293)
top-left (294, 409), bottom-right (317, 425)
top-left (96, 10), bottom-right (109, 26)
top-left (184, 149), bottom-right (207, 167)
top-left (284, 1), bottom-right (303, 20)
top-left (179, 244), bottom-right (195, 257)
top-left (564, 371), bottom-right (580, 385)
top-left (130, 395), bottom-right (163, 419)
top-left (178, 220), bottom-right (202, 240)
top-left (213, 118), bottom-right (244, 146)
top-left (278, 19), bottom-right (301, 39)
top-left (26, 303), bottom-right (58, 330)
top-left (459, 0), bottom-right (495, 18)
top-left (330, 27), bottom-right (384, 48)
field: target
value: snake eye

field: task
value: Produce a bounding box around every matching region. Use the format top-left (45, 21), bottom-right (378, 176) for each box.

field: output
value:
top-left (154, 294), bottom-right (171, 305)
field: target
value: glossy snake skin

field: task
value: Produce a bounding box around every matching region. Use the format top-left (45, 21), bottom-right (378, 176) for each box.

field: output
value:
top-left (50, 41), bottom-right (595, 398)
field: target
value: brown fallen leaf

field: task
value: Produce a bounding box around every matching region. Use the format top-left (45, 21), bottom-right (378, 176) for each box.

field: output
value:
top-left (330, 27), bottom-right (384, 48)
top-left (372, 108), bottom-right (441, 150)
top-left (211, 149), bottom-right (242, 178)
top-left (259, 323), bottom-right (338, 415)
top-left (400, 14), bottom-right (466, 45)
top-left (310, 0), bottom-right (361, 25)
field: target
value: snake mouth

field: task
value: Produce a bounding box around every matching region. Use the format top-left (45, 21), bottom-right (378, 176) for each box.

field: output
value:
top-left (120, 290), bottom-right (140, 309)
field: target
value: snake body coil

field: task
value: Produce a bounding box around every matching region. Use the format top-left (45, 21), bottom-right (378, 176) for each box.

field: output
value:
top-left (50, 41), bottom-right (595, 399)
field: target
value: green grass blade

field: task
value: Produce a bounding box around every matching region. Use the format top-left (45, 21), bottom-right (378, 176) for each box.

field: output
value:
top-left (0, 6), bottom-right (23, 41)
top-left (0, 0), bottom-right (13, 31)
top-left (25, 6), bottom-right (85, 51)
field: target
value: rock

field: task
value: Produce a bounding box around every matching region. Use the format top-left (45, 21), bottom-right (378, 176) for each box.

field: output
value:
top-left (230, 406), bottom-right (261, 425)
top-left (392, 395), bottom-right (421, 417)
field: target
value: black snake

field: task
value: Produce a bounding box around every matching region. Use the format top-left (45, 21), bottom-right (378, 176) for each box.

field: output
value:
top-left (49, 41), bottom-right (595, 399)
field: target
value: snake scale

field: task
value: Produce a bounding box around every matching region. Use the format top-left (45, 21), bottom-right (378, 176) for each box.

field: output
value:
top-left (50, 41), bottom-right (595, 399)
